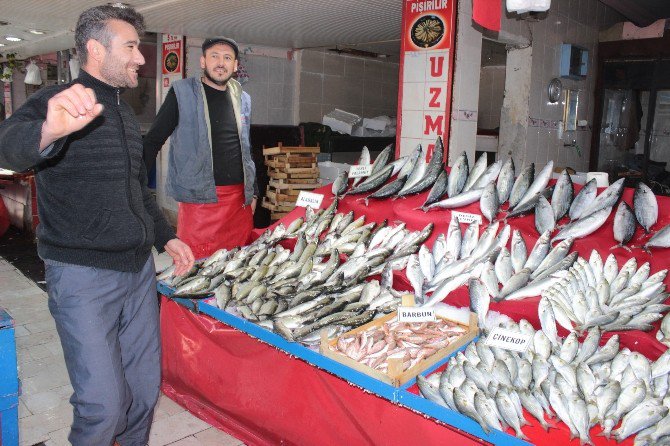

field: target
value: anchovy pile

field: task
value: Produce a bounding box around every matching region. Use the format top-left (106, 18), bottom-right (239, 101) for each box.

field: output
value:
top-left (417, 319), bottom-right (670, 444)
top-left (158, 200), bottom-right (435, 345)
top-left (540, 250), bottom-right (669, 334)
top-left (330, 319), bottom-right (467, 373)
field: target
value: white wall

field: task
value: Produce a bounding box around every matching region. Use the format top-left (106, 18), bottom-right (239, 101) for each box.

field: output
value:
top-left (298, 49), bottom-right (399, 123)
top-left (449, 0), bottom-right (623, 170)
top-left (478, 65), bottom-right (506, 130)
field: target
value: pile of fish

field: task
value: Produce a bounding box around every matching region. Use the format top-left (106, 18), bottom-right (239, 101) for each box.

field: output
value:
top-left (539, 250), bottom-right (669, 334)
top-left (158, 200), bottom-right (437, 345)
top-left (417, 319), bottom-right (670, 444)
top-left (333, 137), bottom-right (449, 204)
top-left (330, 319), bottom-right (467, 373)
top-left (410, 217), bottom-right (580, 315)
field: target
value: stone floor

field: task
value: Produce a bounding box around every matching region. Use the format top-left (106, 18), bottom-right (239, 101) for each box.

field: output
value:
top-left (0, 256), bottom-right (245, 446)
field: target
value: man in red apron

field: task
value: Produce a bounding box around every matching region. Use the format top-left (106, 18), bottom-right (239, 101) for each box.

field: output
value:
top-left (144, 37), bottom-right (257, 258)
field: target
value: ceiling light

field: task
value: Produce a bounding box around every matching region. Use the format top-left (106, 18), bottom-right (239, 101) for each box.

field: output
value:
top-left (107, 2), bottom-right (132, 8)
top-left (28, 29), bottom-right (45, 35)
top-left (0, 43), bottom-right (5, 47)
top-left (5, 36), bottom-right (22, 42)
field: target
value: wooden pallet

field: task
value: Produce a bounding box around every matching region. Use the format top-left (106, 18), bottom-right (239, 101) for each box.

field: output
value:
top-left (261, 197), bottom-right (295, 213)
top-left (269, 179), bottom-right (321, 190)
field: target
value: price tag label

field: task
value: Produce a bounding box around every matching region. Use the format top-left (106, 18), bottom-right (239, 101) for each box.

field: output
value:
top-left (348, 165), bottom-right (373, 178)
top-left (451, 211), bottom-right (482, 225)
top-left (397, 306), bottom-right (436, 323)
top-left (295, 191), bottom-right (324, 209)
top-left (484, 328), bottom-right (532, 353)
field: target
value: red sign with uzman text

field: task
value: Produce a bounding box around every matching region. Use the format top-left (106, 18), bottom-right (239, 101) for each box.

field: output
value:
top-left (396, 0), bottom-right (457, 161)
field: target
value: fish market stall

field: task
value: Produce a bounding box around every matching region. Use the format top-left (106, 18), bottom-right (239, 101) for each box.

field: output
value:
top-left (157, 145), bottom-right (670, 445)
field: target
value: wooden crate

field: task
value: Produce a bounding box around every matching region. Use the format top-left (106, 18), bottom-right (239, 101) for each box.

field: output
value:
top-left (320, 305), bottom-right (478, 388)
top-left (263, 143), bottom-right (321, 221)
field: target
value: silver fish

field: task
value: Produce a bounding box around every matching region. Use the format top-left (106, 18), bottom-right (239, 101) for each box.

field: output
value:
top-left (634, 182), bottom-right (658, 233)
top-left (578, 177), bottom-right (625, 220)
top-left (535, 195), bottom-right (556, 235)
top-left (469, 277), bottom-right (490, 330)
top-left (463, 152), bottom-right (488, 192)
top-left (332, 170), bottom-right (349, 197)
top-left (612, 201), bottom-right (636, 250)
top-left (510, 230), bottom-right (527, 274)
top-left (421, 170), bottom-right (449, 208)
top-left (424, 188), bottom-right (484, 211)
top-left (472, 160), bottom-right (503, 190)
top-left (523, 230), bottom-right (551, 273)
top-left (370, 143), bottom-right (393, 175)
top-left (495, 247), bottom-right (514, 284)
top-left (569, 179), bottom-right (597, 221)
top-left (539, 298), bottom-right (560, 346)
top-left (346, 163), bottom-right (395, 195)
top-left (447, 151), bottom-right (469, 198)
top-left (496, 158), bottom-right (515, 204)
top-left (513, 160), bottom-right (554, 210)
top-left (460, 222), bottom-right (479, 259)
top-left (496, 268), bottom-right (531, 301)
top-left (644, 223), bottom-right (670, 251)
top-left (551, 169), bottom-right (574, 221)
top-left (480, 181), bottom-right (500, 223)
top-left (552, 207), bottom-right (611, 243)
top-left (398, 140), bottom-right (444, 197)
top-left (508, 163), bottom-right (534, 209)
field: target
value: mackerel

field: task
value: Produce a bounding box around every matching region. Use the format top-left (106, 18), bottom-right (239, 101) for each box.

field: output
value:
top-left (552, 207), bottom-right (612, 243)
top-left (462, 152), bottom-right (488, 192)
top-left (569, 178), bottom-right (597, 220)
top-left (496, 158), bottom-right (515, 204)
top-left (423, 188), bottom-right (484, 211)
top-left (513, 160), bottom-right (554, 210)
top-left (420, 170), bottom-right (449, 208)
top-left (551, 169), bottom-right (574, 220)
top-left (535, 195), bottom-right (555, 235)
top-left (634, 182), bottom-right (658, 233)
top-left (447, 151), bottom-right (469, 197)
top-left (612, 201), bottom-right (636, 250)
top-left (578, 178), bottom-right (624, 220)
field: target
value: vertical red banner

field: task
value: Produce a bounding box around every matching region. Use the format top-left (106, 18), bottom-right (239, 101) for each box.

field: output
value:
top-left (396, 0), bottom-right (457, 161)
top-left (161, 34), bottom-right (185, 102)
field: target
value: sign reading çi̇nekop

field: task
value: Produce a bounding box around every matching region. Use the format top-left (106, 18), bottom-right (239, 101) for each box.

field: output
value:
top-left (484, 328), bottom-right (532, 353)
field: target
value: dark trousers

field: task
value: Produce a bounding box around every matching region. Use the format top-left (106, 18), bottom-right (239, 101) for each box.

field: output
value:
top-left (46, 257), bottom-right (160, 446)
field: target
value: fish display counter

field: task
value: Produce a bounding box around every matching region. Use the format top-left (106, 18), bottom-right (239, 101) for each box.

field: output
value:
top-left (157, 144), bottom-right (670, 445)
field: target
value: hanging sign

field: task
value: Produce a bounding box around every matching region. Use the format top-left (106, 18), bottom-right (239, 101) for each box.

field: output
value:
top-left (396, 0), bottom-right (457, 161)
top-left (161, 34), bottom-right (184, 101)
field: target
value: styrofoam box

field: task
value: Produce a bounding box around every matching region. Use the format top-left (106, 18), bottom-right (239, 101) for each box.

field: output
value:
top-left (322, 109), bottom-right (362, 135)
top-left (318, 161), bottom-right (350, 185)
top-left (551, 171), bottom-right (587, 185)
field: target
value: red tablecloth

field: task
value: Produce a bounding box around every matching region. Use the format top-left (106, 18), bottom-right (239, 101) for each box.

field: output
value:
top-left (161, 179), bottom-right (670, 445)
top-left (160, 297), bottom-right (488, 446)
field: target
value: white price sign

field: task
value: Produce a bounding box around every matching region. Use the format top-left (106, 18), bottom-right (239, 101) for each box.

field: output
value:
top-left (348, 165), bottom-right (373, 178)
top-left (451, 211), bottom-right (482, 225)
top-left (295, 191), bottom-right (324, 209)
top-left (397, 306), bottom-right (436, 323)
top-left (484, 328), bottom-right (532, 353)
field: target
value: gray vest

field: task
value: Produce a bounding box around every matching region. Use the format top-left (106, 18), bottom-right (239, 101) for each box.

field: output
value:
top-left (166, 77), bottom-right (255, 204)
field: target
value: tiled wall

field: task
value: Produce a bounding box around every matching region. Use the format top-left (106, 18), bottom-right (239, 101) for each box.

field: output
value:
top-left (184, 39), bottom-right (296, 126)
top-left (450, 0), bottom-right (623, 171)
top-left (503, 0), bottom-right (623, 172)
top-left (478, 66), bottom-right (506, 130)
top-left (298, 49), bottom-right (399, 123)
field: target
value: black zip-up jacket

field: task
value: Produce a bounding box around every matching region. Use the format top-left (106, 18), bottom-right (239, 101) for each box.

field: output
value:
top-left (0, 70), bottom-right (175, 272)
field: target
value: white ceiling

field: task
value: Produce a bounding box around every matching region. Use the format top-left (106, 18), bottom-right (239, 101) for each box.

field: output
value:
top-left (0, 0), bottom-right (402, 59)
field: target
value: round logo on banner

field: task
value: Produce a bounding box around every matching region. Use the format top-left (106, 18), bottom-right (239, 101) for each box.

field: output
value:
top-left (164, 52), bottom-right (179, 73)
top-left (411, 15), bottom-right (444, 48)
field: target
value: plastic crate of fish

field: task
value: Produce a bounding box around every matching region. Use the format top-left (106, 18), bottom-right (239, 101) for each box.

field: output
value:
top-left (320, 311), bottom-right (478, 387)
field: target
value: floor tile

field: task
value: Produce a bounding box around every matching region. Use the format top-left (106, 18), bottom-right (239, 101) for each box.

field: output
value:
top-left (194, 427), bottom-right (243, 446)
top-left (153, 393), bottom-right (186, 421)
top-left (22, 384), bottom-right (72, 415)
top-left (148, 410), bottom-right (211, 446)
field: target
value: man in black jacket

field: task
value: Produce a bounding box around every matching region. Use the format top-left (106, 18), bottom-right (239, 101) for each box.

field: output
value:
top-left (0, 5), bottom-right (194, 445)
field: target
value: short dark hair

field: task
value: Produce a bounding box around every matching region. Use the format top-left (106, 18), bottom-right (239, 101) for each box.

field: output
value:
top-left (75, 5), bottom-right (145, 65)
